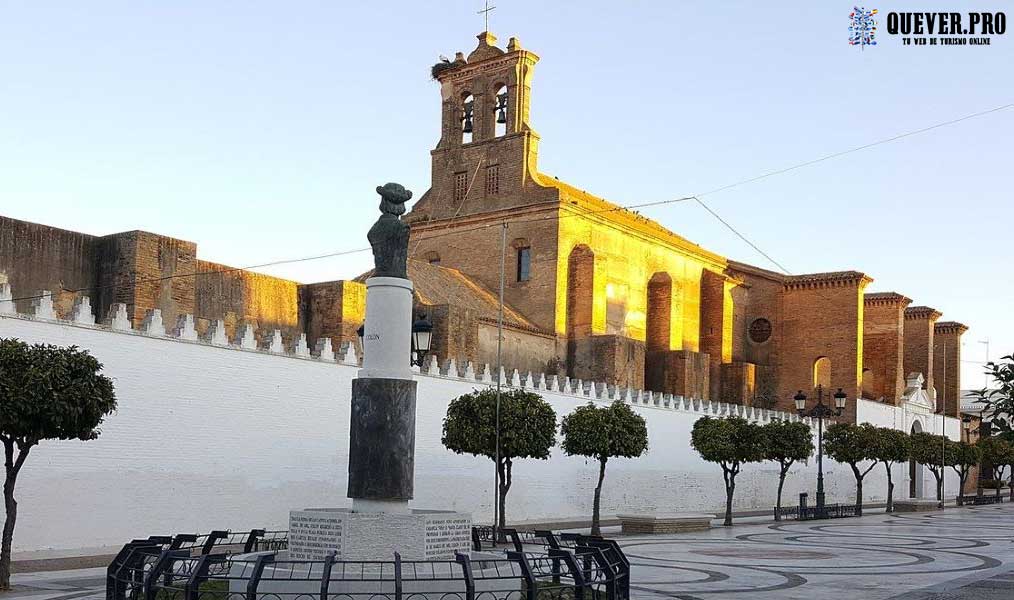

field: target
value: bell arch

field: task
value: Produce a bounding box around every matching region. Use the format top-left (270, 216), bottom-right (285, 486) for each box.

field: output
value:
top-left (460, 92), bottom-right (474, 144)
top-left (492, 83), bottom-right (508, 137)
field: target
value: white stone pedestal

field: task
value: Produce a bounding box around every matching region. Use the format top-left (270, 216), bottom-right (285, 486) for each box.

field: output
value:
top-left (359, 277), bottom-right (414, 380)
top-left (289, 508), bottom-right (472, 560)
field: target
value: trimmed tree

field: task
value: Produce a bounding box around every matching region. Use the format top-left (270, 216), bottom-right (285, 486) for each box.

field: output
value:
top-left (910, 432), bottom-right (949, 502)
top-left (690, 416), bottom-right (766, 526)
top-left (560, 401), bottom-right (649, 535)
top-left (971, 354), bottom-right (1014, 433)
top-left (0, 339), bottom-right (117, 590)
top-left (823, 423), bottom-right (879, 515)
top-left (442, 388), bottom-right (557, 531)
top-left (761, 419), bottom-right (813, 520)
top-left (870, 427), bottom-right (911, 513)
top-left (947, 440), bottom-right (982, 505)
top-left (976, 436), bottom-right (1013, 499)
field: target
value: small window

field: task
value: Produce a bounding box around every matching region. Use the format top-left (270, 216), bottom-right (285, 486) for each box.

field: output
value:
top-left (516, 247), bottom-right (531, 282)
top-left (486, 164), bottom-right (499, 196)
top-left (454, 172), bottom-right (467, 203)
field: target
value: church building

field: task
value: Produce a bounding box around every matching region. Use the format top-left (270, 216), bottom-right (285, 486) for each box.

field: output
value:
top-left (0, 31), bottom-right (967, 420)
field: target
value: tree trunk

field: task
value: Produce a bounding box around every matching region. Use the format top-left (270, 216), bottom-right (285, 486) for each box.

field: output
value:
top-left (774, 463), bottom-right (788, 521)
top-left (1, 441), bottom-right (29, 591)
top-left (722, 467), bottom-right (736, 526)
top-left (591, 457), bottom-right (607, 536)
top-left (496, 457), bottom-right (512, 534)
top-left (884, 462), bottom-right (894, 513)
top-left (1009, 472), bottom-right (1013, 501)
top-left (851, 465), bottom-right (863, 516)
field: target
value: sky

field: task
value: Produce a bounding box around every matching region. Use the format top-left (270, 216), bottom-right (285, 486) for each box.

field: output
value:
top-left (1, 1), bottom-right (1011, 389)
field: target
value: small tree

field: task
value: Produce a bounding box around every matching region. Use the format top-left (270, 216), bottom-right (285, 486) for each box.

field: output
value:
top-left (0, 339), bottom-right (117, 589)
top-left (690, 416), bottom-right (766, 526)
top-left (823, 423), bottom-right (878, 515)
top-left (910, 432), bottom-right (949, 502)
top-left (947, 440), bottom-right (982, 505)
top-left (761, 419), bottom-right (813, 520)
top-left (442, 388), bottom-right (557, 531)
top-left (976, 436), bottom-right (1013, 499)
top-left (561, 401), bottom-right (649, 535)
top-left (870, 427), bottom-right (911, 513)
top-left (971, 354), bottom-right (1014, 433)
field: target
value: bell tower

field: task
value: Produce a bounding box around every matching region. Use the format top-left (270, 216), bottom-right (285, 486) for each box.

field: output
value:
top-left (408, 32), bottom-right (546, 222)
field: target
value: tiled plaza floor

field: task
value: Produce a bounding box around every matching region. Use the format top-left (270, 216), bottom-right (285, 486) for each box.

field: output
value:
top-left (621, 503), bottom-right (1014, 599)
top-left (7, 504), bottom-right (1014, 600)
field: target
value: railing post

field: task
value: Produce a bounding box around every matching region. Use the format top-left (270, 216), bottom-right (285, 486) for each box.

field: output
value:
top-left (201, 531), bottom-right (230, 556)
top-left (319, 551), bottom-right (336, 600)
top-left (591, 540), bottom-right (629, 600)
top-left (578, 547), bottom-right (615, 600)
top-left (246, 553), bottom-right (274, 600)
top-left (108, 542), bottom-right (155, 600)
top-left (144, 550), bottom-right (186, 600)
top-left (506, 551), bottom-right (536, 600)
top-left (552, 549), bottom-right (586, 600)
top-left (185, 554), bottom-right (222, 600)
top-left (533, 530), bottom-right (559, 550)
top-left (244, 529), bottom-right (267, 554)
top-left (504, 528), bottom-right (523, 553)
top-left (455, 552), bottom-right (475, 600)
top-left (393, 552), bottom-right (403, 600)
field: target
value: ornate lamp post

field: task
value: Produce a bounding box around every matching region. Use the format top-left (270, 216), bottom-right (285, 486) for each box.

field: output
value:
top-left (795, 385), bottom-right (847, 513)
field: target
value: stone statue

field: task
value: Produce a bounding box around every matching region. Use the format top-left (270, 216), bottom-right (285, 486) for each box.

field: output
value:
top-left (367, 183), bottom-right (413, 279)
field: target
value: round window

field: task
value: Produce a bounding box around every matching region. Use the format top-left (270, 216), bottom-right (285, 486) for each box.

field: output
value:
top-left (749, 318), bottom-right (772, 343)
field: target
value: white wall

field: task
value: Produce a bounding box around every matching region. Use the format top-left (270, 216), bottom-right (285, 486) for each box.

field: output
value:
top-left (0, 311), bottom-right (929, 553)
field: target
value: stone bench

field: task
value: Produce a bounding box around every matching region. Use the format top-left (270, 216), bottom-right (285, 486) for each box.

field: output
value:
top-left (892, 499), bottom-right (943, 512)
top-left (617, 513), bottom-right (715, 534)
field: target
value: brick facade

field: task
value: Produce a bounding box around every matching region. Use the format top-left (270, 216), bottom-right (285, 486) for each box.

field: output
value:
top-left (863, 292), bottom-right (911, 404)
top-left (904, 306), bottom-right (942, 400)
top-left (933, 321), bottom-right (968, 417)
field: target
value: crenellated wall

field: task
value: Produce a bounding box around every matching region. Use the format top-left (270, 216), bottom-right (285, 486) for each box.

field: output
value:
top-left (0, 281), bottom-right (959, 555)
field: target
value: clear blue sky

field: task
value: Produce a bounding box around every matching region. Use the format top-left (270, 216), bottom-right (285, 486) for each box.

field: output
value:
top-left (1, 1), bottom-right (1011, 389)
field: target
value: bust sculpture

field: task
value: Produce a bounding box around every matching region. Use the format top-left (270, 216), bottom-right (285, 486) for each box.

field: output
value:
top-left (367, 183), bottom-right (413, 279)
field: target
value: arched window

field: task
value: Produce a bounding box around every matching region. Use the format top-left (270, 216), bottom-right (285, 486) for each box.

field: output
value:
top-left (813, 356), bottom-right (831, 390)
top-left (511, 238), bottom-right (531, 282)
top-left (461, 93), bottom-right (474, 144)
top-left (493, 84), bottom-right (507, 137)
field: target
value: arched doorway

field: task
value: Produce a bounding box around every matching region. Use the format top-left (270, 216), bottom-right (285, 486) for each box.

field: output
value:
top-left (909, 420), bottom-right (924, 498)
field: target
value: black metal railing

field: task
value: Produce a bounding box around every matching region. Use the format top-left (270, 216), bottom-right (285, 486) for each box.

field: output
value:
top-left (108, 528), bottom-right (630, 600)
top-left (959, 494), bottom-right (1006, 505)
top-left (774, 503), bottom-right (858, 521)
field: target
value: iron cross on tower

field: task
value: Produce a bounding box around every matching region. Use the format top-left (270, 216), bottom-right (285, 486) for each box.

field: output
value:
top-left (478, 0), bottom-right (496, 32)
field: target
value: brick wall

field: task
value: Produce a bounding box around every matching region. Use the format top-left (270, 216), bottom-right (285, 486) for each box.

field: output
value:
top-left (904, 306), bottom-right (941, 398)
top-left (933, 322), bottom-right (967, 417)
top-left (862, 292), bottom-right (911, 404)
top-left (778, 272), bottom-right (871, 421)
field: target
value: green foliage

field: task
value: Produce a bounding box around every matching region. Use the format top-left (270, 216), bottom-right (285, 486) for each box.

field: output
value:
top-left (946, 439), bottom-right (982, 469)
top-left (691, 416), bottom-right (766, 469)
top-left (0, 338), bottom-right (117, 444)
top-left (823, 423), bottom-right (879, 466)
top-left (977, 435), bottom-right (1014, 478)
top-left (691, 416), bottom-right (766, 526)
top-left (560, 401), bottom-right (648, 462)
top-left (442, 388), bottom-right (557, 461)
top-left (761, 419), bottom-right (813, 465)
top-left (869, 427), bottom-right (912, 465)
top-left (0, 338), bottom-right (117, 590)
top-left (971, 354), bottom-right (1014, 433)
top-left (909, 432), bottom-right (948, 466)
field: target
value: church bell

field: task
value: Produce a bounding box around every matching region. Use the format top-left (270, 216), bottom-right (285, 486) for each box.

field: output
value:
top-left (462, 116), bottom-right (474, 134)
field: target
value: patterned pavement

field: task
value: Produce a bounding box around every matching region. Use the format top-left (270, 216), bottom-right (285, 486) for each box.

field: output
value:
top-left (7, 504), bottom-right (1014, 600)
top-left (622, 504), bottom-right (1014, 599)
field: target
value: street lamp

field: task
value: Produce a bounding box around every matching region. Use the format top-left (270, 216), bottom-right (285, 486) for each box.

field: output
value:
top-left (795, 385), bottom-right (847, 514)
top-left (411, 315), bottom-right (433, 367)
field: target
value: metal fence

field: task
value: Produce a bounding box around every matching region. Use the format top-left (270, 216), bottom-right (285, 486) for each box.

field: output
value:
top-left (774, 503), bottom-right (858, 521)
top-left (107, 527), bottom-right (629, 600)
top-left (959, 494), bottom-right (1006, 506)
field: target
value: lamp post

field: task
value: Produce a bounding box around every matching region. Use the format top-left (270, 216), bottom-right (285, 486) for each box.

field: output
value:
top-left (357, 314), bottom-right (433, 368)
top-left (795, 385), bottom-right (847, 514)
